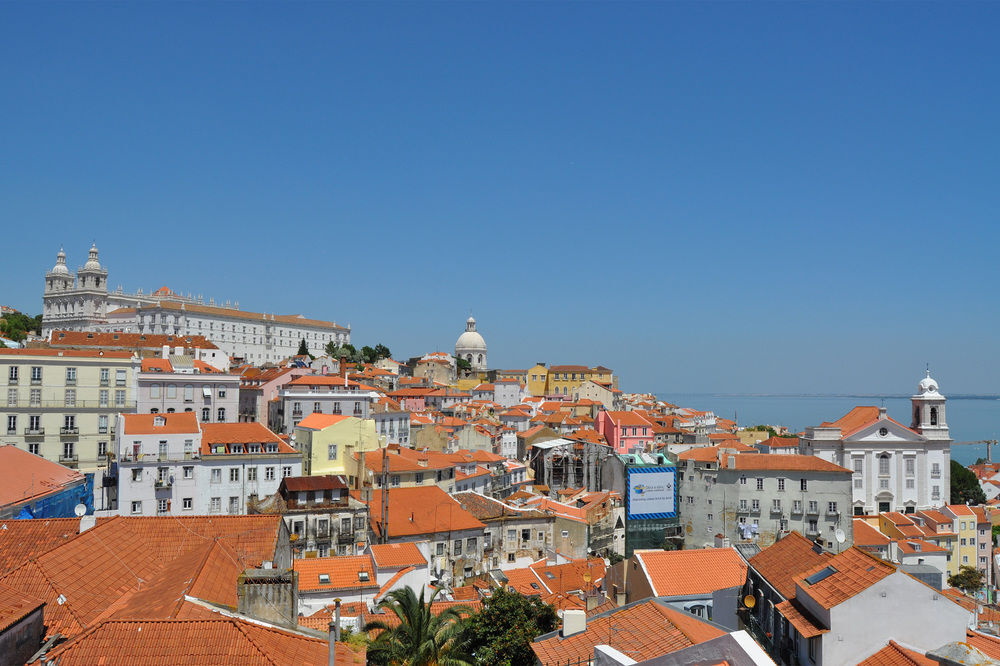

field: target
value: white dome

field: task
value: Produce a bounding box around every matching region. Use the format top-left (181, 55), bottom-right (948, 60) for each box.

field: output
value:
top-left (456, 330), bottom-right (487, 352)
top-left (83, 243), bottom-right (102, 271)
top-left (51, 248), bottom-right (69, 275)
top-left (918, 370), bottom-right (939, 395)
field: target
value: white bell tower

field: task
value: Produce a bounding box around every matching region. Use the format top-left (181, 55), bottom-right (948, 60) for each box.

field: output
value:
top-left (911, 369), bottom-right (948, 440)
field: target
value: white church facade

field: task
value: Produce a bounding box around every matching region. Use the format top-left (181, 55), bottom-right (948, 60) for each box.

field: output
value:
top-left (42, 245), bottom-right (350, 363)
top-left (800, 372), bottom-right (951, 515)
top-left (454, 316), bottom-right (487, 371)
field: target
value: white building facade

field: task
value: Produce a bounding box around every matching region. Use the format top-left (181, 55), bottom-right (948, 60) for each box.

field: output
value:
top-left (801, 372), bottom-right (951, 516)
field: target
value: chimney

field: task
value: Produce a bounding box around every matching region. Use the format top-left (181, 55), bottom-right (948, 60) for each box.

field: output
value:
top-left (328, 619), bottom-right (336, 666)
top-left (562, 609), bottom-right (587, 637)
top-left (878, 406), bottom-right (887, 420)
top-left (162, 345), bottom-right (169, 359)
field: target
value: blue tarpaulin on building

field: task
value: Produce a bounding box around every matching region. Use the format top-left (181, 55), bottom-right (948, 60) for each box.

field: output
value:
top-left (14, 473), bottom-right (94, 519)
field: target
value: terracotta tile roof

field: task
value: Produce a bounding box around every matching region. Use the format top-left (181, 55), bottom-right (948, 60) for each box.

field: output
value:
top-left (896, 539), bottom-right (948, 555)
top-left (793, 547), bottom-right (896, 609)
top-left (759, 436), bottom-right (800, 449)
top-left (369, 542), bottom-right (427, 569)
top-left (966, 629), bottom-right (1000, 660)
top-left (35, 617), bottom-right (363, 665)
top-left (0, 445), bottom-right (86, 507)
top-left (282, 475), bottom-right (347, 493)
top-left (294, 413), bottom-right (353, 429)
top-left (636, 548), bottom-right (747, 597)
top-left (748, 531), bottom-right (833, 598)
top-left (0, 582), bottom-right (44, 632)
top-left (504, 566), bottom-right (550, 595)
top-left (48, 330), bottom-right (220, 350)
top-left (820, 406), bottom-right (917, 438)
top-left (350, 486), bottom-right (485, 538)
top-left (375, 566), bottom-right (416, 601)
top-left (288, 374), bottom-right (364, 388)
top-left (122, 412), bottom-right (200, 435)
top-left (528, 558), bottom-right (606, 596)
top-left (775, 598), bottom-right (828, 638)
top-left (853, 519), bottom-right (892, 547)
top-left (200, 422), bottom-right (294, 452)
top-left (858, 641), bottom-right (935, 665)
top-left (148, 299), bottom-right (348, 331)
top-left (605, 410), bottom-right (656, 427)
top-left (731, 454), bottom-right (851, 473)
top-left (0, 518), bottom-right (100, 577)
top-left (294, 555), bottom-right (377, 592)
top-left (141, 357), bottom-right (174, 372)
top-left (531, 599), bottom-right (725, 665)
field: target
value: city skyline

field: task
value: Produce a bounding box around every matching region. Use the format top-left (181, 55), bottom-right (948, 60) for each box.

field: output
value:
top-left (4, 3), bottom-right (999, 394)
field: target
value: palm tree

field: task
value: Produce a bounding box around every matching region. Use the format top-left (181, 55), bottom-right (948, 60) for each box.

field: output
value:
top-left (364, 586), bottom-right (473, 666)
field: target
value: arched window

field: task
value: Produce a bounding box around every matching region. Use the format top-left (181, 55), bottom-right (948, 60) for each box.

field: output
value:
top-left (879, 454), bottom-right (890, 475)
top-left (150, 408), bottom-right (159, 414)
top-left (217, 407), bottom-right (226, 422)
top-left (930, 407), bottom-right (938, 426)
top-left (202, 408), bottom-right (210, 422)
top-left (478, 354), bottom-right (483, 364)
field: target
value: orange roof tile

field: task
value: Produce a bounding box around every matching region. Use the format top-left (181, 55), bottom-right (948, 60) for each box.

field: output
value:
top-left (0, 446), bottom-right (86, 507)
top-left (853, 519), bottom-right (892, 547)
top-left (775, 599), bottom-right (828, 638)
top-left (748, 532), bottom-right (833, 598)
top-left (200, 422), bottom-right (292, 450)
top-left (351, 486), bottom-right (485, 538)
top-left (122, 412), bottom-right (200, 435)
top-left (48, 330), bottom-right (219, 350)
top-left (294, 413), bottom-right (354, 429)
top-left (294, 555), bottom-right (377, 592)
top-left (636, 548), bottom-right (747, 596)
top-left (793, 547), bottom-right (895, 609)
top-left (531, 600), bottom-right (725, 665)
top-left (858, 641), bottom-right (935, 666)
top-left (966, 629), bottom-right (1000, 660)
top-left (36, 617), bottom-right (363, 665)
top-left (369, 542), bottom-right (427, 569)
top-left (0, 582), bottom-right (44, 632)
top-left (820, 406), bottom-right (917, 438)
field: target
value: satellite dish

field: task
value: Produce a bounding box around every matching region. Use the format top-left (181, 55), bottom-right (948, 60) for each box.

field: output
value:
top-left (743, 595), bottom-right (756, 608)
top-left (73, 504), bottom-right (86, 517)
top-left (835, 528), bottom-right (846, 544)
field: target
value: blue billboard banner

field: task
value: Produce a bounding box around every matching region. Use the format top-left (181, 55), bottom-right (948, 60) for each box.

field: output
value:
top-left (626, 466), bottom-right (677, 520)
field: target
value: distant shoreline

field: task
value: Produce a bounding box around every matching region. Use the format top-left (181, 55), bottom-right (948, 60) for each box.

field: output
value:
top-left (652, 392), bottom-right (1000, 401)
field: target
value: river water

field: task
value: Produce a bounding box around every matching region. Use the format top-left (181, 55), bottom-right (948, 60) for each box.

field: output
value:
top-left (657, 393), bottom-right (1000, 466)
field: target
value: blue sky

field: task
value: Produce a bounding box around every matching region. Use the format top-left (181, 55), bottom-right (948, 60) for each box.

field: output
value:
top-left (3, 3), bottom-right (998, 395)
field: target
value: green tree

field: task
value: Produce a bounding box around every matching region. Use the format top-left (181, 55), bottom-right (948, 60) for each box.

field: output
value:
top-left (364, 587), bottom-right (472, 666)
top-left (455, 356), bottom-right (472, 372)
top-left (296, 339), bottom-right (310, 357)
top-left (374, 343), bottom-right (392, 360)
top-left (361, 345), bottom-right (377, 364)
top-left (950, 460), bottom-right (986, 505)
top-left (459, 588), bottom-right (557, 666)
top-left (948, 564), bottom-right (986, 596)
top-left (325, 340), bottom-right (340, 357)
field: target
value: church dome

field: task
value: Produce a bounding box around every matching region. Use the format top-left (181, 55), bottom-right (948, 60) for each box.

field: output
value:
top-left (455, 316), bottom-right (487, 352)
top-left (918, 370), bottom-right (939, 395)
top-left (51, 248), bottom-right (69, 275)
top-left (83, 243), bottom-right (102, 271)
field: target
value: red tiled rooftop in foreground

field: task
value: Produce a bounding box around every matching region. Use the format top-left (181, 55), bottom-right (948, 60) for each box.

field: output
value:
top-left (635, 548), bottom-right (747, 597)
top-left (792, 547), bottom-right (895, 609)
top-left (369, 542), bottom-right (426, 569)
top-left (350, 486), bottom-right (485, 538)
top-left (0, 582), bottom-right (44, 632)
top-left (122, 412), bottom-right (200, 435)
top-left (748, 531), bottom-right (833, 599)
top-left (857, 640), bottom-right (935, 666)
top-left (531, 599), bottom-right (725, 665)
top-left (34, 617), bottom-right (365, 665)
top-left (0, 445), bottom-right (86, 507)
top-left (293, 555), bottom-right (377, 592)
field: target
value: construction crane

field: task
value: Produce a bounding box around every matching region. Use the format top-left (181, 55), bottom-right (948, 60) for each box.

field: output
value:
top-left (951, 440), bottom-right (999, 464)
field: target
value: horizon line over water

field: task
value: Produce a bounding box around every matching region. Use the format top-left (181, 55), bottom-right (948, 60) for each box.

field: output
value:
top-left (653, 392), bottom-right (1000, 467)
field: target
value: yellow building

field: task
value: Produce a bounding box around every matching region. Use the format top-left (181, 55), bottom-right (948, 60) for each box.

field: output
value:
top-left (526, 364), bottom-right (549, 397)
top-left (293, 413), bottom-right (381, 479)
top-left (943, 505), bottom-right (979, 576)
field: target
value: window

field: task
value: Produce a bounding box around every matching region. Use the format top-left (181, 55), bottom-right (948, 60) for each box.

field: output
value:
top-left (793, 500), bottom-right (802, 513)
top-left (28, 442), bottom-right (39, 455)
top-left (183, 498), bottom-right (193, 510)
top-left (30, 367), bottom-right (42, 382)
top-left (98, 414), bottom-right (109, 434)
top-left (905, 478), bottom-right (914, 489)
top-left (756, 478), bottom-right (764, 491)
top-left (100, 368), bottom-right (109, 385)
top-left (211, 469), bottom-right (221, 483)
top-left (773, 499), bottom-right (781, 511)
top-left (8, 366), bottom-right (18, 381)
top-left (218, 387), bottom-right (227, 398)
top-left (210, 497), bottom-right (221, 513)
top-left (202, 408), bottom-right (210, 422)
top-left (29, 415), bottom-right (40, 431)
top-left (116, 369), bottom-right (126, 386)
top-left (6, 388), bottom-right (15, 407)
top-left (157, 498), bottom-right (168, 514)
top-left (115, 390), bottom-right (126, 407)
top-left (166, 384), bottom-right (177, 399)
top-left (808, 519), bottom-right (818, 533)
top-left (739, 499), bottom-right (748, 511)
top-left (707, 513), bottom-right (714, 521)
top-left (809, 500), bottom-right (819, 513)
top-left (751, 499), bottom-right (760, 511)
top-left (98, 441), bottom-right (107, 457)
top-left (879, 454), bottom-right (890, 475)
top-left (828, 502), bottom-right (838, 514)
top-left (132, 468), bottom-right (142, 481)
top-left (436, 542), bottom-right (445, 556)
top-left (29, 388), bottom-right (40, 407)
top-left (248, 467), bottom-right (257, 481)
top-left (931, 462), bottom-right (941, 477)
top-left (5, 415), bottom-right (14, 434)
top-left (508, 552), bottom-right (516, 562)
top-left (739, 475), bottom-right (746, 485)
top-left (561, 530), bottom-right (570, 538)
top-left (467, 537), bottom-right (477, 550)
top-left (217, 407), bottom-right (226, 421)
top-left (905, 457), bottom-right (915, 476)
top-left (853, 457), bottom-right (863, 474)
top-left (282, 466), bottom-right (292, 478)
top-left (184, 440), bottom-right (193, 457)
top-left (228, 496), bottom-right (239, 514)
top-left (64, 415), bottom-right (76, 430)
top-left (64, 389), bottom-right (76, 407)
top-left (855, 478), bottom-right (864, 488)
top-left (229, 468), bottom-right (239, 482)
top-left (415, 472), bottom-right (424, 484)
top-left (265, 467), bottom-right (275, 481)
top-left (932, 485), bottom-right (940, 500)
top-left (131, 501), bottom-right (142, 515)
top-left (777, 478), bottom-right (785, 491)
top-left (183, 466), bottom-right (193, 479)
top-left (150, 383), bottom-right (161, 399)
top-left (65, 367), bottom-right (76, 384)
top-left (800, 479), bottom-right (808, 491)
top-left (454, 540), bottom-right (462, 555)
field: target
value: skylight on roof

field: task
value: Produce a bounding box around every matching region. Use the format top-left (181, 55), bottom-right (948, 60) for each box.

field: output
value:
top-left (358, 571), bottom-right (370, 582)
top-left (804, 566), bottom-right (837, 585)
top-left (318, 574), bottom-right (330, 584)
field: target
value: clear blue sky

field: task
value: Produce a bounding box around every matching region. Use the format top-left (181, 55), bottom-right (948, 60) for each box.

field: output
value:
top-left (3, 2), bottom-right (998, 395)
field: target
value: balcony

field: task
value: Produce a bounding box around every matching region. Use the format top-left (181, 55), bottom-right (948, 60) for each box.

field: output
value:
top-left (30, 378), bottom-right (42, 385)
top-left (8, 378), bottom-right (18, 385)
top-left (155, 479), bottom-right (172, 489)
top-left (770, 506), bottom-right (784, 515)
top-left (100, 378), bottom-right (109, 387)
top-left (337, 532), bottom-right (354, 545)
top-left (791, 505), bottom-right (803, 515)
top-left (59, 454), bottom-right (79, 464)
top-left (806, 506), bottom-right (820, 515)
top-left (60, 427), bottom-right (79, 436)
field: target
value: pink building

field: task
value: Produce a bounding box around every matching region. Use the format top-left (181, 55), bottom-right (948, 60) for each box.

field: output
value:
top-left (595, 410), bottom-right (655, 454)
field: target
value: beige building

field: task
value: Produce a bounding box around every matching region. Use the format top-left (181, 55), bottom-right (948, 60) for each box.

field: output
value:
top-left (0, 348), bottom-right (139, 475)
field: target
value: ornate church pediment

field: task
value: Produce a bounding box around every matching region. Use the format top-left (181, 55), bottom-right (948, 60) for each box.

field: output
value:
top-left (845, 418), bottom-right (925, 445)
